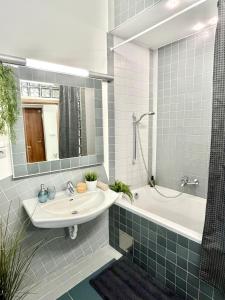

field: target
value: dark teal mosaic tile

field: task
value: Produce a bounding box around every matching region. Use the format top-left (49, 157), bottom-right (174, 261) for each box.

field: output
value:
top-left (157, 244), bottom-right (166, 257)
top-left (166, 270), bottom-right (175, 283)
top-left (187, 283), bottom-right (199, 299)
top-left (200, 280), bottom-right (214, 298)
top-left (166, 250), bottom-right (176, 264)
top-left (167, 230), bottom-right (177, 243)
top-left (157, 225), bottom-right (167, 238)
top-left (177, 257), bottom-right (187, 270)
top-left (177, 245), bottom-right (188, 260)
top-left (108, 205), bottom-right (219, 300)
top-left (157, 254), bottom-right (165, 267)
top-left (176, 266), bottom-right (187, 281)
top-left (189, 240), bottom-right (201, 254)
top-left (176, 276), bottom-right (187, 292)
top-left (188, 262), bottom-right (199, 277)
top-left (199, 292), bottom-right (211, 300)
top-left (177, 235), bottom-right (188, 248)
top-left (133, 214), bottom-right (141, 224)
top-left (141, 225), bottom-right (148, 237)
top-left (149, 220), bottom-right (157, 232)
top-left (157, 235), bottom-right (166, 247)
top-left (166, 260), bottom-right (176, 273)
top-left (141, 218), bottom-right (149, 228)
top-left (149, 230), bottom-right (157, 242)
top-left (149, 240), bottom-right (157, 251)
top-left (189, 250), bottom-right (200, 266)
top-left (187, 273), bottom-right (199, 288)
top-left (148, 248), bottom-right (156, 260)
top-left (167, 239), bottom-right (176, 253)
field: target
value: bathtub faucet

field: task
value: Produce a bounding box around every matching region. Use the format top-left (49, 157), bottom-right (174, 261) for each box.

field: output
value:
top-left (180, 176), bottom-right (199, 187)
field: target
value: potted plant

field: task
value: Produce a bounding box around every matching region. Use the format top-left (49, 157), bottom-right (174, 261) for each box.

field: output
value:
top-left (0, 213), bottom-right (43, 300)
top-left (0, 64), bottom-right (19, 141)
top-left (109, 181), bottom-right (133, 202)
top-left (0, 207), bottom-right (63, 300)
top-left (85, 171), bottom-right (98, 191)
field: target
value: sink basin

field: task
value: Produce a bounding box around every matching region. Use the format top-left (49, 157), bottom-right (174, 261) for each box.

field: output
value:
top-left (23, 189), bottom-right (120, 228)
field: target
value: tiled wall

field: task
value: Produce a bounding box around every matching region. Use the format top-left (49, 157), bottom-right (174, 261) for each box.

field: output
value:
top-left (12, 67), bottom-right (104, 178)
top-left (114, 0), bottom-right (162, 27)
top-left (156, 28), bottom-right (215, 198)
top-left (113, 37), bottom-right (151, 188)
top-left (109, 205), bottom-right (224, 300)
top-left (0, 164), bottom-right (109, 280)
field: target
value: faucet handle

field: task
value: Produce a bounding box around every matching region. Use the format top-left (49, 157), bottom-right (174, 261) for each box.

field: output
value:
top-left (67, 181), bottom-right (75, 195)
top-left (181, 176), bottom-right (189, 187)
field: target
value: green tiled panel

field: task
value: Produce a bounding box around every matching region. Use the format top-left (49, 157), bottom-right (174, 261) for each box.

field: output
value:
top-left (109, 204), bottom-right (225, 300)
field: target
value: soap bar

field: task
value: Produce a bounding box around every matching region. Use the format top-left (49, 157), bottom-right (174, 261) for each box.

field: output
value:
top-left (76, 182), bottom-right (87, 193)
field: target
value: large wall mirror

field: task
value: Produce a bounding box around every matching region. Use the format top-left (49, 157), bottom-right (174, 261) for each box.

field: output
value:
top-left (11, 67), bottom-right (103, 178)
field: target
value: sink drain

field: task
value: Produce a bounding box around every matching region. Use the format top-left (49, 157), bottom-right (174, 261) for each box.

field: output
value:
top-left (71, 210), bottom-right (78, 215)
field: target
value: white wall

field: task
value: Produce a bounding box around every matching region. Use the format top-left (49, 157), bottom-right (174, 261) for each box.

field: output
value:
top-left (114, 37), bottom-right (150, 188)
top-left (0, 0), bottom-right (108, 73)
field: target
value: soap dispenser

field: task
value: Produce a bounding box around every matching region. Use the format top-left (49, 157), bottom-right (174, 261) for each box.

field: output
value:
top-left (38, 184), bottom-right (48, 203)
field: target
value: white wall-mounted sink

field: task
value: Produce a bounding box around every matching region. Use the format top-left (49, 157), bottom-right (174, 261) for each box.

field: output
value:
top-left (23, 189), bottom-right (119, 228)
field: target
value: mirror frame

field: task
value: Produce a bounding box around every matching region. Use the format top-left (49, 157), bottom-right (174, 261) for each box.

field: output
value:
top-left (11, 67), bottom-right (104, 178)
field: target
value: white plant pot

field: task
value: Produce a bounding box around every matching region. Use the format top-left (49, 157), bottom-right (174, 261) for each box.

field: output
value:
top-left (86, 180), bottom-right (97, 191)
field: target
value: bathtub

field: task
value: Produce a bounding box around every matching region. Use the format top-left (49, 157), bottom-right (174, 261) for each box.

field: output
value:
top-left (115, 185), bottom-right (206, 243)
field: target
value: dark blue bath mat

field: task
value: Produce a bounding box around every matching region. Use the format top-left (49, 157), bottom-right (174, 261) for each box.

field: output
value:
top-left (57, 260), bottom-right (115, 300)
top-left (90, 257), bottom-right (183, 300)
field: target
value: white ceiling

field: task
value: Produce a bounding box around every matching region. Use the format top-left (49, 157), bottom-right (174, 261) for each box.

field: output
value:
top-left (111, 0), bottom-right (217, 49)
top-left (0, 0), bottom-right (108, 73)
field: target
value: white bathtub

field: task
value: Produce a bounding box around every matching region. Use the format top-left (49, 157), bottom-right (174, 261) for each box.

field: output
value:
top-left (115, 185), bottom-right (206, 243)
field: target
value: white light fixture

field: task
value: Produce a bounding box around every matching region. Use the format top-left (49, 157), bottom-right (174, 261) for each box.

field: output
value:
top-left (208, 16), bottom-right (218, 25)
top-left (166, 0), bottom-right (180, 9)
top-left (193, 22), bottom-right (205, 31)
top-left (26, 59), bottom-right (89, 77)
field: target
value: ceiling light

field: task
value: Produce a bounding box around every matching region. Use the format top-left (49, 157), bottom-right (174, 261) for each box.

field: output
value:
top-left (26, 59), bottom-right (89, 77)
top-left (208, 16), bottom-right (218, 25)
top-left (193, 22), bottom-right (205, 31)
top-left (166, 0), bottom-right (180, 9)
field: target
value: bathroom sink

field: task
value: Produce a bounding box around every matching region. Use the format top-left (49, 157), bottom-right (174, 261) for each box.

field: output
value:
top-left (23, 189), bottom-right (119, 228)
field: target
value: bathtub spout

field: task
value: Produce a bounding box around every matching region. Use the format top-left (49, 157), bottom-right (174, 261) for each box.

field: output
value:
top-left (181, 176), bottom-right (199, 187)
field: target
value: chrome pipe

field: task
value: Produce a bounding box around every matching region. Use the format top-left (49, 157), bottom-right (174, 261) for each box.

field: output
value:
top-left (0, 54), bottom-right (26, 66)
top-left (89, 71), bottom-right (114, 82)
top-left (132, 113), bottom-right (137, 164)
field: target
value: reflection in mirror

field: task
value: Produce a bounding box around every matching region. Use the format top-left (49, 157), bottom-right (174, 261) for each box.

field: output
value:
top-left (21, 80), bottom-right (96, 163)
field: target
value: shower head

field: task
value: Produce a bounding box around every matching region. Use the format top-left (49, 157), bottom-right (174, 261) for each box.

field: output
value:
top-left (135, 112), bottom-right (155, 124)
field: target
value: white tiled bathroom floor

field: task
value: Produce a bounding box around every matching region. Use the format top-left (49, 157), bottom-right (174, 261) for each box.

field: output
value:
top-left (25, 245), bottom-right (121, 300)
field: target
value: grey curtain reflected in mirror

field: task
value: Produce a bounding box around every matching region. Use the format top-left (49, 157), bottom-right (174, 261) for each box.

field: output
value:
top-left (59, 86), bottom-right (80, 159)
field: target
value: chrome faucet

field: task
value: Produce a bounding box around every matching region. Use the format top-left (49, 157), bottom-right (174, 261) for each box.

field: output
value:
top-left (66, 181), bottom-right (75, 195)
top-left (181, 176), bottom-right (199, 187)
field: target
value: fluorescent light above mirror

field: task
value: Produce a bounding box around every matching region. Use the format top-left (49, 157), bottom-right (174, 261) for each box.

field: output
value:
top-left (26, 59), bottom-right (89, 77)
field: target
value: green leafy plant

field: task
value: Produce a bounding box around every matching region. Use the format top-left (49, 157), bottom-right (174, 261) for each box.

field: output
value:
top-left (0, 213), bottom-right (42, 300)
top-left (109, 181), bottom-right (133, 200)
top-left (85, 172), bottom-right (98, 182)
top-left (0, 64), bottom-right (19, 140)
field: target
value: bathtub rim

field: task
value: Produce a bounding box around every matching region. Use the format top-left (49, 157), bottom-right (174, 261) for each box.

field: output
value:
top-left (115, 196), bottom-right (203, 244)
